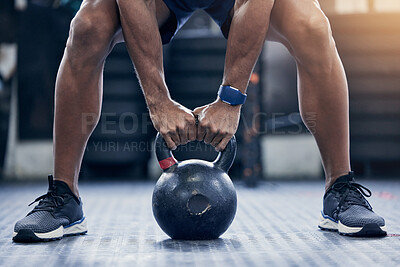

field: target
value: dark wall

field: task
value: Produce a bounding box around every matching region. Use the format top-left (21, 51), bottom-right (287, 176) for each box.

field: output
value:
top-left (0, 0), bottom-right (19, 43)
top-left (17, 4), bottom-right (73, 140)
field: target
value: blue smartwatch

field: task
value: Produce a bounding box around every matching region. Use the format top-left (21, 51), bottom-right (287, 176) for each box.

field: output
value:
top-left (218, 85), bottom-right (247, 106)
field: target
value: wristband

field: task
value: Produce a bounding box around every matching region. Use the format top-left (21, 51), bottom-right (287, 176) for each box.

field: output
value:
top-left (218, 85), bottom-right (247, 106)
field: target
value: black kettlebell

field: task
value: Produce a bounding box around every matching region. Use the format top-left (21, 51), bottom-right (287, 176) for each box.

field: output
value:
top-left (152, 133), bottom-right (237, 240)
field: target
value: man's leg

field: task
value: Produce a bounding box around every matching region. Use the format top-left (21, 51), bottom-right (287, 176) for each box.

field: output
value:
top-left (13, 0), bottom-right (122, 241)
top-left (13, 0), bottom-right (174, 242)
top-left (266, 0), bottom-right (386, 236)
top-left (53, 0), bottom-right (123, 196)
top-left (267, 0), bottom-right (350, 190)
top-left (54, 0), bottom-right (171, 196)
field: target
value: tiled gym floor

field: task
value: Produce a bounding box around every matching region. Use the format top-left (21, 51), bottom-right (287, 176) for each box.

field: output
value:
top-left (0, 180), bottom-right (399, 266)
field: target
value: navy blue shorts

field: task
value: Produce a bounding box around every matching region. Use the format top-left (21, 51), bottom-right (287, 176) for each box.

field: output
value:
top-left (160, 0), bottom-right (235, 44)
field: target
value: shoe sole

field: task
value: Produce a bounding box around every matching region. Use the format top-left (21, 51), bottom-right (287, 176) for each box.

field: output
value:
top-left (12, 217), bottom-right (87, 242)
top-left (318, 213), bottom-right (387, 237)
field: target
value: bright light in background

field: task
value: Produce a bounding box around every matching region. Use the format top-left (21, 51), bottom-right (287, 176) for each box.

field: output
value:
top-left (334, 0), bottom-right (400, 13)
top-left (375, 0), bottom-right (400, 12)
top-left (335, 0), bottom-right (369, 14)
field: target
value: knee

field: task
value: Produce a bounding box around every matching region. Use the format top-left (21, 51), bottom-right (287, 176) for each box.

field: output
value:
top-left (300, 13), bottom-right (333, 43)
top-left (66, 12), bottom-right (115, 66)
top-left (289, 13), bottom-right (336, 72)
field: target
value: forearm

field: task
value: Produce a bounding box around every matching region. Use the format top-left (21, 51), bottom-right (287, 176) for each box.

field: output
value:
top-left (117, 0), bottom-right (170, 108)
top-left (223, 0), bottom-right (275, 93)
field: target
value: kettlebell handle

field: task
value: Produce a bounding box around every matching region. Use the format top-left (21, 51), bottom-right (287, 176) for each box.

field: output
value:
top-left (154, 133), bottom-right (237, 172)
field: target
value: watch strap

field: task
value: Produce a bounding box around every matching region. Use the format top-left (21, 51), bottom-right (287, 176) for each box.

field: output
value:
top-left (218, 85), bottom-right (247, 106)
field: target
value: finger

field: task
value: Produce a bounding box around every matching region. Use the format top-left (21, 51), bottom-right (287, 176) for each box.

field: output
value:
top-left (185, 115), bottom-right (197, 142)
top-left (211, 133), bottom-right (224, 148)
top-left (178, 126), bottom-right (188, 145)
top-left (216, 136), bottom-right (231, 152)
top-left (204, 128), bottom-right (216, 144)
top-left (196, 124), bottom-right (206, 141)
top-left (188, 123), bottom-right (197, 141)
top-left (163, 134), bottom-right (177, 150)
top-left (169, 131), bottom-right (180, 149)
top-left (211, 134), bottom-right (224, 148)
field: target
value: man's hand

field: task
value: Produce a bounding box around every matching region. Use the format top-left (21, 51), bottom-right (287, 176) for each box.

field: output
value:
top-left (149, 99), bottom-right (197, 150)
top-left (193, 98), bottom-right (241, 152)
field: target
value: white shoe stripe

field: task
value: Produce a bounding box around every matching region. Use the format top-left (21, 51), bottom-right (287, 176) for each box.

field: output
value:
top-left (338, 221), bottom-right (387, 234)
top-left (318, 213), bottom-right (338, 230)
top-left (13, 217), bottom-right (87, 239)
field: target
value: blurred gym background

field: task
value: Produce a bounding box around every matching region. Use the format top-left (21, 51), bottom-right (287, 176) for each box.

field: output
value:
top-left (1, 0), bottom-right (399, 185)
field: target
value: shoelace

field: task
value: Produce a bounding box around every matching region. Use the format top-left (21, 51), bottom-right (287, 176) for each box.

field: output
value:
top-left (28, 191), bottom-right (65, 214)
top-left (332, 179), bottom-right (372, 211)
